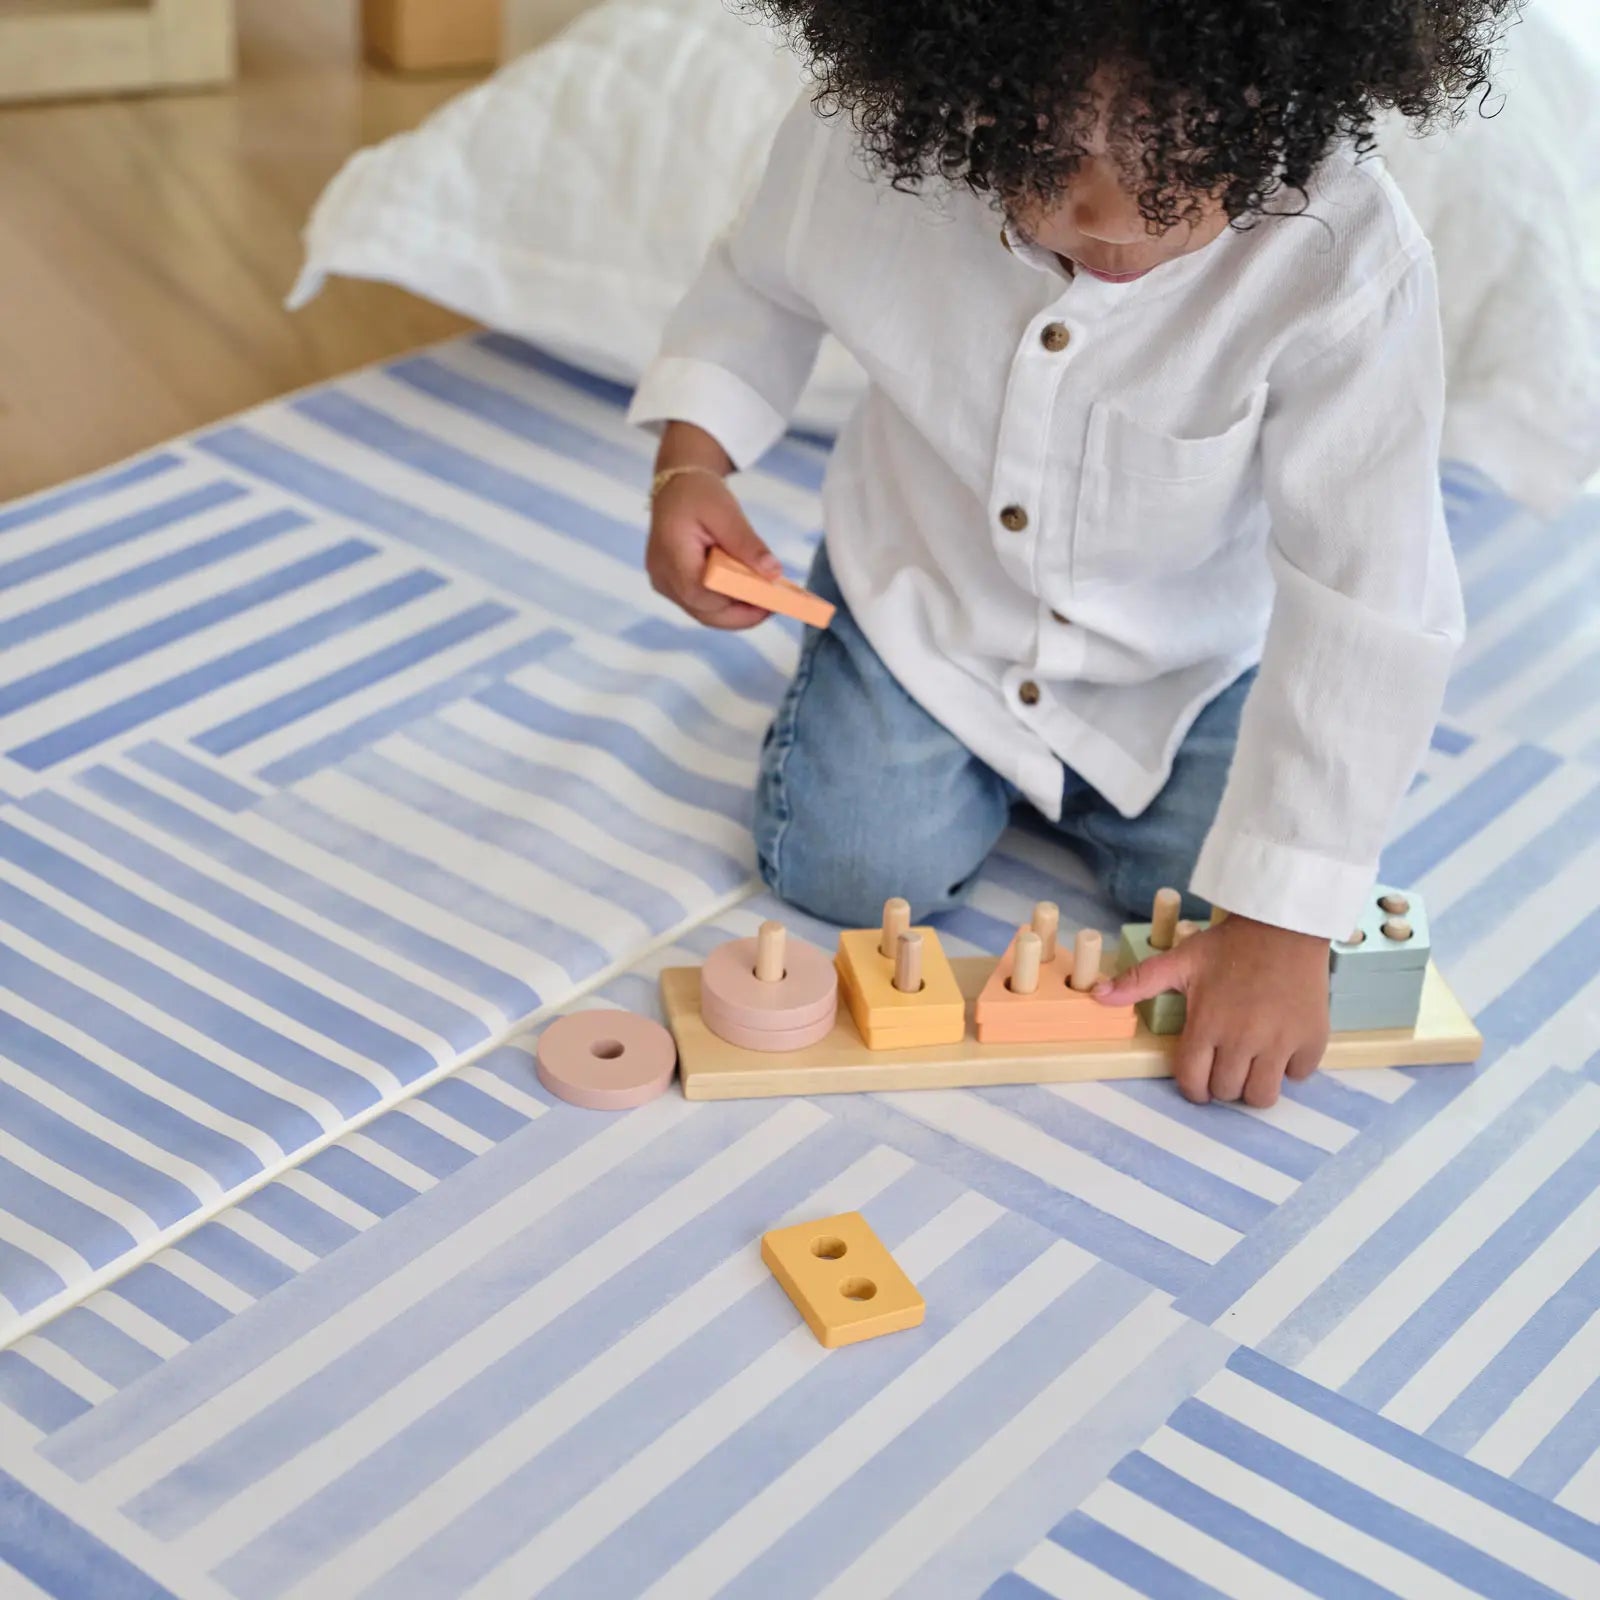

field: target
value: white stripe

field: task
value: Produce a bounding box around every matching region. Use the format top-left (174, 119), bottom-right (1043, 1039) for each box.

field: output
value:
top-left (1, 856), bottom-right (383, 1118)
top-left (467, 1196), bottom-right (1014, 1600)
top-left (1298, 1084), bottom-right (1600, 1390)
top-left (226, 607), bottom-right (535, 775)
top-left (457, 1064), bottom-right (546, 1122)
top-left (0, 1207), bottom-right (93, 1289)
top-left (381, 735), bottom-right (720, 914)
top-left (1230, 1094), bottom-right (1358, 1154)
top-left (0, 491), bottom-right (270, 630)
top-left (642, 1214), bottom-right (1079, 1600)
top-left (214, 1210), bottom-right (319, 1273)
top-left (1086, 1479), bottom-right (1317, 1599)
top-left (176, 1105), bottom-right (830, 1570)
top-left (1384, 1182), bottom-right (1600, 1433)
top-left (1061, 1084), bottom-right (1298, 1203)
top-left (887, 1091), bottom-right (1241, 1264)
top-left (443, 699), bottom-right (754, 860)
top-left (0, 523), bottom-right (377, 750)
top-left (1555, 1437), bottom-right (1600, 1521)
top-left (1470, 1308), bottom-right (1600, 1477)
top-left (1143, 1425), bottom-right (1481, 1600)
top-left (12, 1337), bottom-right (116, 1406)
top-left (86, 1291), bottom-right (188, 1361)
top-left (288, 1145), bottom-right (914, 1600)
top-left (156, 1245), bottom-right (255, 1316)
top-left (93, 757), bottom-right (510, 1033)
top-left (11, 806), bottom-right (455, 1070)
top-left (1332, 1068), bottom-right (1413, 1104)
top-left (399, 1098), bottom-right (495, 1157)
top-left (1211, 1367), bottom-right (1600, 1596)
top-left (814, 1294), bottom-right (1183, 1600)
top-left (287, 769), bottom-right (599, 996)
top-left (0, 461), bottom-right (222, 573)
top-left (1420, 764), bottom-right (1599, 913)
top-left (1390, 734), bottom-right (1519, 838)
top-left (0, 983), bottom-right (277, 1182)
top-left (1458, 619), bottom-right (1600, 741)
top-left (506, 659), bottom-right (755, 788)
top-left (0, 1124), bottom-right (160, 1243)
top-left (275, 1169), bottom-right (381, 1232)
top-left (1012, 1539), bottom-right (1146, 1599)
top-left (1219, 1050), bottom-right (1549, 1345)
top-left (92, 1097), bottom-right (700, 1503)
top-left (1453, 537), bottom-right (1600, 671)
top-left (561, 628), bottom-right (777, 729)
top-left (340, 1134), bottom-right (435, 1195)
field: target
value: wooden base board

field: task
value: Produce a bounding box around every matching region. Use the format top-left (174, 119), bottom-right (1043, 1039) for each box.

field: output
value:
top-left (662, 957), bottom-right (1482, 1101)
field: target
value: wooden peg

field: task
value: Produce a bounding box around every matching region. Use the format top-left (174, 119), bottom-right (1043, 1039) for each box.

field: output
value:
top-left (1070, 928), bottom-right (1102, 992)
top-left (1345, 928), bottom-right (1367, 947)
top-left (880, 898), bottom-right (911, 958)
top-left (1149, 887), bottom-right (1181, 951)
top-left (755, 921), bottom-right (786, 983)
top-left (1031, 902), bottom-right (1060, 964)
top-left (1009, 930), bottom-right (1043, 995)
top-left (1382, 918), bottom-right (1413, 943)
top-left (894, 932), bottom-right (923, 994)
top-left (1379, 892), bottom-right (1410, 916)
top-left (1209, 905), bottom-right (1229, 927)
top-left (1174, 919), bottom-right (1202, 944)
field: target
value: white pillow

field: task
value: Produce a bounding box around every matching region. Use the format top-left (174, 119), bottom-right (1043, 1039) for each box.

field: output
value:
top-left (293, 0), bottom-right (1599, 509)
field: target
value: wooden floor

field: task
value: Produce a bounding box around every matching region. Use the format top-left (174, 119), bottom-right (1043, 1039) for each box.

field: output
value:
top-left (0, 0), bottom-right (481, 503)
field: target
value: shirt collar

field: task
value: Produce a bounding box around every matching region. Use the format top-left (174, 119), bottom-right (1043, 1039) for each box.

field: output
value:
top-left (1000, 215), bottom-right (1226, 304)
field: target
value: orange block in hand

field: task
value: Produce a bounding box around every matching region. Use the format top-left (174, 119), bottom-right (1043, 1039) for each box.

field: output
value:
top-left (703, 548), bottom-right (836, 630)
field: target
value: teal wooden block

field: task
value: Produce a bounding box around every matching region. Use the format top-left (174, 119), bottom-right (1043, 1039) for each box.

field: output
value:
top-left (1330, 978), bottom-right (1426, 1033)
top-left (1119, 924), bottom-right (1186, 1035)
top-left (1330, 885), bottom-right (1430, 978)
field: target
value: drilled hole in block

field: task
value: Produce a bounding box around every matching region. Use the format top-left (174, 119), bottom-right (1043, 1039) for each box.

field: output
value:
top-left (589, 1039), bottom-right (625, 1060)
top-left (840, 1277), bottom-right (878, 1301)
top-left (811, 1236), bottom-right (847, 1260)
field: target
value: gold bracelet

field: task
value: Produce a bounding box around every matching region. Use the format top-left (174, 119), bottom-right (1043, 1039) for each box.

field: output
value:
top-left (649, 463), bottom-right (729, 505)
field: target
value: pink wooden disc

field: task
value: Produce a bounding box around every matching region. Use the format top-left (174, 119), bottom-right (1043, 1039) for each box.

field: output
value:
top-left (536, 1010), bottom-right (678, 1110)
top-left (699, 1006), bottom-right (838, 1053)
top-left (700, 934), bottom-right (838, 1030)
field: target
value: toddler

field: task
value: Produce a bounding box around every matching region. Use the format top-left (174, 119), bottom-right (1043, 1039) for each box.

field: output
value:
top-left (632, 0), bottom-right (1513, 1106)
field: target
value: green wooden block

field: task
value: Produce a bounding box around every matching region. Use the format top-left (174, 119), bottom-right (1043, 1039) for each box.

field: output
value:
top-left (1120, 925), bottom-right (1186, 1035)
top-left (1330, 885), bottom-right (1431, 977)
top-left (1330, 974), bottom-right (1426, 1033)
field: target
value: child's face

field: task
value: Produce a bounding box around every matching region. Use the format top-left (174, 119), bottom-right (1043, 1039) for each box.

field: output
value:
top-left (1009, 79), bottom-right (1231, 285)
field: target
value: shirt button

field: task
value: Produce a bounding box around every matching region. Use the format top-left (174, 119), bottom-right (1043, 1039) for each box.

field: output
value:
top-left (1018, 680), bottom-right (1041, 707)
top-left (1040, 322), bottom-right (1071, 353)
top-left (999, 505), bottom-right (1029, 533)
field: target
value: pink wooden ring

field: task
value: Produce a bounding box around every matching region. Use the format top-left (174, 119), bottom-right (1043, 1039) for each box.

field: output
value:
top-left (700, 934), bottom-right (838, 1031)
top-left (536, 1010), bottom-right (678, 1110)
top-left (699, 1007), bottom-right (839, 1053)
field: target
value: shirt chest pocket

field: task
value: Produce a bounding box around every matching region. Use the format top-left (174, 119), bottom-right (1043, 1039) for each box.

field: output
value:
top-left (1072, 383), bottom-right (1268, 587)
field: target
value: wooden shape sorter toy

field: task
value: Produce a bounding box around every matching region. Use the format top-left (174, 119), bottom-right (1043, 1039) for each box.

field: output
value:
top-left (699, 921), bottom-right (838, 1052)
top-left (975, 904), bottom-right (1136, 1044)
top-left (761, 1212), bottom-right (925, 1348)
top-left (1117, 888), bottom-right (1202, 1037)
top-left (703, 548), bottom-right (837, 630)
top-left (657, 881), bottom-right (1483, 1099)
top-left (1328, 885), bottom-right (1432, 1032)
top-left (836, 899), bottom-right (965, 1050)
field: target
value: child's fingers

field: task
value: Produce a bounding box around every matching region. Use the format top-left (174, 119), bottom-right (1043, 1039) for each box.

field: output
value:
top-left (1093, 948), bottom-right (1189, 1006)
top-left (1172, 1035), bottom-right (1214, 1104)
top-left (707, 503), bottom-right (782, 580)
top-left (1242, 1055), bottom-right (1287, 1109)
top-left (1285, 1044), bottom-right (1322, 1082)
top-left (1208, 1045), bottom-right (1253, 1103)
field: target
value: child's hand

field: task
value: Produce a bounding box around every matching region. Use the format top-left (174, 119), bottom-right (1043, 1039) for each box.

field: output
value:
top-left (1095, 915), bottom-right (1330, 1108)
top-left (647, 467), bottom-right (783, 631)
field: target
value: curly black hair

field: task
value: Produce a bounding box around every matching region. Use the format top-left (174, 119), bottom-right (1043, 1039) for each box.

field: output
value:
top-left (744, 0), bottom-right (1522, 227)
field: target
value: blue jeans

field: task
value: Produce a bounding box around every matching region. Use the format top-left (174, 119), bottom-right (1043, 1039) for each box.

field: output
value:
top-left (755, 547), bottom-right (1256, 928)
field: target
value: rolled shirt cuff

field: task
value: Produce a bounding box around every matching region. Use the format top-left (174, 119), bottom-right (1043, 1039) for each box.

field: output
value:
top-left (627, 356), bottom-right (792, 472)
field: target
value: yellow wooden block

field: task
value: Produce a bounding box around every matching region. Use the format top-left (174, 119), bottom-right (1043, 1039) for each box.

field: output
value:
top-left (760, 1211), bottom-right (925, 1348)
top-left (974, 930), bottom-right (1137, 1044)
top-left (836, 927), bottom-right (964, 1050)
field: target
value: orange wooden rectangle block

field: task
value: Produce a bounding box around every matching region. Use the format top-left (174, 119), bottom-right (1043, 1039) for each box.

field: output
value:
top-left (974, 932), bottom-right (1136, 1044)
top-left (761, 1212), bottom-right (925, 1347)
top-left (703, 548), bottom-right (837, 629)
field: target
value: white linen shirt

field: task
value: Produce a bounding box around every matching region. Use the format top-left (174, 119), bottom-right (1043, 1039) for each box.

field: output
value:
top-left (628, 95), bottom-right (1465, 939)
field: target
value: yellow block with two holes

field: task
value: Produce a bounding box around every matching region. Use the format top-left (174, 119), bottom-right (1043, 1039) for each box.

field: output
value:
top-left (760, 1211), bottom-right (926, 1348)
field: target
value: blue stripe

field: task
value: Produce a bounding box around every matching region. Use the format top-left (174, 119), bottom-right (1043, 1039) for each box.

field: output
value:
top-left (11, 560), bottom-right (433, 771)
top-left (0, 1235), bottom-right (69, 1317)
top-left (1053, 1512), bottom-right (1229, 1598)
top-left (0, 509), bottom-right (306, 652)
top-left (1475, 906), bottom-right (1600, 1052)
top-left (238, 1184), bottom-right (357, 1259)
top-left (0, 820), bottom-right (433, 1090)
top-left (1516, 1370), bottom-right (1600, 1502)
top-left (0, 1154), bottom-right (137, 1268)
top-left (1430, 723), bottom-right (1475, 756)
top-left (126, 742), bottom-right (264, 812)
top-left (196, 426), bottom-right (636, 631)
top-left (1382, 745), bottom-right (1563, 888)
top-left (299, 1147), bottom-right (418, 1219)
top-left (195, 599), bottom-right (514, 756)
top-left (108, 1264), bottom-right (228, 1344)
top-left (619, 614), bottom-right (792, 708)
top-left (1170, 1400), bottom-right (1566, 1599)
top-left (253, 625), bottom-right (569, 787)
top-left (1111, 1450), bottom-right (1393, 1600)
top-left (72, 765), bottom-right (536, 1018)
top-left (1448, 566), bottom-right (1600, 712)
top-left (1228, 1348), bottom-right (1600, 1556)
top-left (174, 1226), bottom-right (291, 1299)
top-left (38, 1307), bottom-right (160, 1391)
top-left (1108, 1078), bottom-right (1329, 1182)
top-left (0, 1353), bottom-right (87, 1434)
top-left (0, 452), bottom-right (183, 537)
top-left (421, 1078), bottom-right (529, 1143)
top-left (360, 1112), bottom-right (474, 1181)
